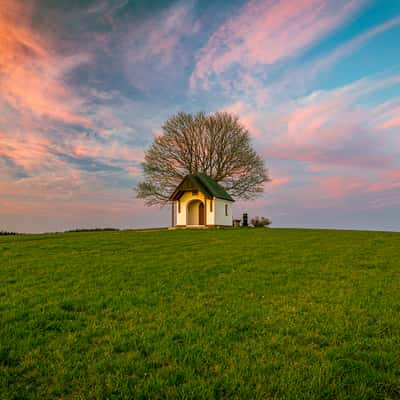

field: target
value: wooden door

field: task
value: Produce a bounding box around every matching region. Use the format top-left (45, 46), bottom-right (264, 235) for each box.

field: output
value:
top-left (199, 202), bottom-right (205, 225)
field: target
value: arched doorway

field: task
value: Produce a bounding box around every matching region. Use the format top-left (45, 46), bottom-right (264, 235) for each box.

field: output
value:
top-left (187, 200), bottom-right (205, 226)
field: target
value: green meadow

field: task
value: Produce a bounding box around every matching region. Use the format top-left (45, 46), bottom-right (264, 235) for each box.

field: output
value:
top-left (1, 228), bottom-right (399, 399)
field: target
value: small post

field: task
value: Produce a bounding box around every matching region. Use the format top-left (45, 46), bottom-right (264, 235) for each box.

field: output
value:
top-left (171, 201), bottom-right (175, 227)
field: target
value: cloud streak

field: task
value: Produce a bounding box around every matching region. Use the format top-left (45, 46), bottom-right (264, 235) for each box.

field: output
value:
top-left (0, 2), bottom-right (92, 128)
top-left (191, 0), bottom-right (363, 89)
top-left (223, 73), bottom-right (400, 219)
top-left (268, 76), bottom-right (400, 167)
top-left (121, 1), bottom-right (200, 92)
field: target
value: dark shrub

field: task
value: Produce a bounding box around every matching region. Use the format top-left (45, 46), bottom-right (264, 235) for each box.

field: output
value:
top-left (251, 216), bottom-right (271, 227)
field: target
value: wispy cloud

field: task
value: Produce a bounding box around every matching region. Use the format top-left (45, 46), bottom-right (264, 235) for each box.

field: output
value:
top-left (305, 15), bottom-right (400, 80)
top-left (0, 2), bottom-right (92, 127)
top-left (191, 0), bottom-right (363, 89)
top-left (0, 0), bottom-right (159, 231)
top-left (121, 1), bottom-right (200, 92)
top-left (222, 73), bottom-right (400, 213)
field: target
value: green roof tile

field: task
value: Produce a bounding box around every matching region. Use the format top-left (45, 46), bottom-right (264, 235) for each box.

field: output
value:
top-left (195, 173), bottom-right (234, 201)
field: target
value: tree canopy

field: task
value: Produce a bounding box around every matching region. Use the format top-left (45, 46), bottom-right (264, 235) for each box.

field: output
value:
top-left (136, 111), bottom-right (269, 205)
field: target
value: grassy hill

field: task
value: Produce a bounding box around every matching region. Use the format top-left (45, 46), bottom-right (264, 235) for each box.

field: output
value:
top-left (1, 228), bottom-right (399, 399)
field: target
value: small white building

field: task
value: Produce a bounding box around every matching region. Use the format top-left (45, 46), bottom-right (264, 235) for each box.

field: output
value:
top-left (169, 173), bottom-right (234, 227)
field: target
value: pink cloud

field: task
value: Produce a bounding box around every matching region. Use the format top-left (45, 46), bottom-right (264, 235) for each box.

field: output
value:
top-left (314, 169), bottom-right (400, 201)
top-left (122, 1), bottom-right (200, 91)
top-left (222, 102), bottom-right (262, 138)
top-left (0, 2), bottom-right (92, 128)
top-left (218, 73), bottom-right (400, 217)
top-left (71, 138), bottom-right (144, 166)
top-left (369, 170), bottom-right (400, 192)
top-left (262, 75), bottom-right (400, 170)
top-left (0, 165), bottom-right (156, 233)
top-left (370, 99), bottom-right (400, 133)
top-left (219, 75), bottom-right (400, 215)
top-left (216, 74), bottom-right (400, 215)
top-left (381, 116), bottom-right (400, 130)
top-left (146, 2), bottom-right (200, 65)
top-left (0, 0), bottom-right (152, 230)
top-left (269, 176), bottom-right (291, 189)
top-left (257, 168), bottom-right (400, 215)
top-left (191, 0), bottom-right (363, 88)
top-left (377, 104), bottom-right (400, 130)
top-left (0, 132), bottom-right (53, 172)
top-left (319, 176), bottom-right (367, 198)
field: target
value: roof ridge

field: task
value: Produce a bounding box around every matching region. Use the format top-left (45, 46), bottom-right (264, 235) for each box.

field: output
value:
top-left (169, 173), bottom-right (234, 202)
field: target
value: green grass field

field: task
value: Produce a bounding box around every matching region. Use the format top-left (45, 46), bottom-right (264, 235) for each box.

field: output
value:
top-left (1, 228), bottom-right (399, 399)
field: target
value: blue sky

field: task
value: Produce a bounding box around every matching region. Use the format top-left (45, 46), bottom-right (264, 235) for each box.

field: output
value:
top-left (1, 0), bottom-right (400, 232)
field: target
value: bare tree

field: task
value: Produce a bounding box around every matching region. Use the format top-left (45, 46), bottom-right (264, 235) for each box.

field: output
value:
top-left (136, 111), bottom-right (269, 205)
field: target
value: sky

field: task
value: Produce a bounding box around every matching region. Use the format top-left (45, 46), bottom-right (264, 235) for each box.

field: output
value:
top-left (1, 0), bottom-right (400, 233)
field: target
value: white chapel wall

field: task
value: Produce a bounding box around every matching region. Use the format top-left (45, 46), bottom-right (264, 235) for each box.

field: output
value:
top-left (214, 199), bottom-right (233, 226)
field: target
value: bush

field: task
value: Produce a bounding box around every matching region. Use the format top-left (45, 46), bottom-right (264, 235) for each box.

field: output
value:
top-left (251, 216), bottom-right (271, 227)
top-left (0, 230), bottom-right (18, 235)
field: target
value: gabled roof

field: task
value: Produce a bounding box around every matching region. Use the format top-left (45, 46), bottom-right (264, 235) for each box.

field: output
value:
top-left (169, 173), bottom-right (234, 202)
top-left (196, 173), bottom-right (234, 201)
